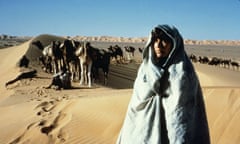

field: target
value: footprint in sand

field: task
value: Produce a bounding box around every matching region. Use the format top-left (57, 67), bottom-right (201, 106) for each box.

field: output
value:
top-left (38, 119), bottom-right (47, 126)
top-left (40, 111), bottom-right (71, 143)
top-left (35, 101), bottom-right (55, 117)
top-left (40, 102), bottom-right (75, 143)
top-left (41, 124), bottom-right (55, 135)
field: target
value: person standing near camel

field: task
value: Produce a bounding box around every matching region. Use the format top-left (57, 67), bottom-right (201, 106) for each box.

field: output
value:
top-left (117, 24), bottom-right (210, 144)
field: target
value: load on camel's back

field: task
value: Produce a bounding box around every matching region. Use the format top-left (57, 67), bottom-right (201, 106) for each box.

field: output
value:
top-left (45, 68), bottom-right (72, 90)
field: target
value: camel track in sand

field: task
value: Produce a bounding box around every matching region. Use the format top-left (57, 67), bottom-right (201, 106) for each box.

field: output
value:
top-left (109, 64), bottom-right (138, 82)
top-left (105, 63), bottom-right (139, 89)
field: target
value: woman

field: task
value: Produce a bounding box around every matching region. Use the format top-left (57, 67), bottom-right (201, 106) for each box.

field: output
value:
top-left (117, 25), bottom-right (210, 144)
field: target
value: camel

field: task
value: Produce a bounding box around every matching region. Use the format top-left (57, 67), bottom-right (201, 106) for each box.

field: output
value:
top-left (60, 39), bottom-right (80, 81)
top-left (124, 46), bottom-right (135, 61)
top-left (124, 46), bottom-right (135, 56)
top-left (198, 56), bottom-right (209, 64)
top-left (108, 45), bottom-right (124, 63)
top-left (220, 59), bottom-right (231, 68)
top-left (31, 40), bottom-right (52, 72)
top-left (75, 42), bottom-right (93, 87)
top-left (31, 40), bottom-right (44, 50)
top-left (42, 41), bottom-right (63, 74)
top-left (92, 48), bottom-right (111, 85)
top-left (38, 55), bottom-right (52, 73)
top-left (231, 61), bottom-right (239, 70)
top-left (208, 57), bottom-right (221, 66)
top-left (189, 54), bottom-right (198, 63)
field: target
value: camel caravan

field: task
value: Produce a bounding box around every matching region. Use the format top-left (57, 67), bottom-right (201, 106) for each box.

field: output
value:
top-left (33, 38), bottom-right (239, 90)
top-left (189, 53), bottom-right (239, 70)
top-left (31, 39), bottom-right (138, 90)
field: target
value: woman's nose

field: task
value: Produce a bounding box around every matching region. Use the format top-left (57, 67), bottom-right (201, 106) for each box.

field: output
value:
top-left (157, 40), bottom-right (163, 49)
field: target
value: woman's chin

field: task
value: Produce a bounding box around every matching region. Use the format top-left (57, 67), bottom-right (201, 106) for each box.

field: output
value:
top-left (156, 53), bottom-right (163, 58)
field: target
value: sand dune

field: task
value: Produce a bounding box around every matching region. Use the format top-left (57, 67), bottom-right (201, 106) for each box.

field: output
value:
top-left (0, 34), bottom-right (240, 144)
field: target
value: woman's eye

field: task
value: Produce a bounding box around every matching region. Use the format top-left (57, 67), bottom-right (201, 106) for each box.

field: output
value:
top-left (161, 40), bottom-right (167, 47)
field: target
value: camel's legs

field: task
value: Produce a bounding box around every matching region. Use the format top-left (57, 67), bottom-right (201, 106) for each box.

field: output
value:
top-left (87, 62), bottom-right (92, 88)
top-left (80, 62), bottom-right (85, 85)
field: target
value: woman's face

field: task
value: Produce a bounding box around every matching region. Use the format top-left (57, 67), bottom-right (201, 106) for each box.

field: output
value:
top-left (153, 37), bottom-right (172, 59)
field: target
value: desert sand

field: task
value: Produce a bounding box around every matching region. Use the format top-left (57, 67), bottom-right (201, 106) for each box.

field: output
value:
top-left (0, 34), bottom-right (240, 144)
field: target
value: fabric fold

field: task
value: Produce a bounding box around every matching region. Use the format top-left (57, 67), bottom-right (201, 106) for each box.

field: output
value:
top-left (117, 24), bottom-right (210, 144)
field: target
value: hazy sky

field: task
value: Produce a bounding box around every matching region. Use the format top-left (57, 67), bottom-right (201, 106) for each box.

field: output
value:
top-left (1, 0), bottom-right (240, 40)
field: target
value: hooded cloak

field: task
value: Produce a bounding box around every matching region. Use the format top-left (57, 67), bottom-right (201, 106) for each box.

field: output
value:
top-left (116, 25), bottom-right (210, 144)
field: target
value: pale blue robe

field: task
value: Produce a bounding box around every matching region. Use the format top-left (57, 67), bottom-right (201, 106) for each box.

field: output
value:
top-left (117, 25), bottom-right (210, 144)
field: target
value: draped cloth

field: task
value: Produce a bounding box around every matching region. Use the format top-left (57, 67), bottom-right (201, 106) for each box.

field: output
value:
top-left (116, 25), bottom-right (210, 144)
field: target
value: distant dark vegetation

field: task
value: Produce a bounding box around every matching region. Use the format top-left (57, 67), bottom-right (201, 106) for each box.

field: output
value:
top-left (0, 34), bottom-right (31, 49)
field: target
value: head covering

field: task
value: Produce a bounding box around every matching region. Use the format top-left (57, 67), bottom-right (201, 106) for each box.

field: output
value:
top-left (117, 24), bottom-right (210, 144)
top-left (143, 24), bottom-right (184, 68)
